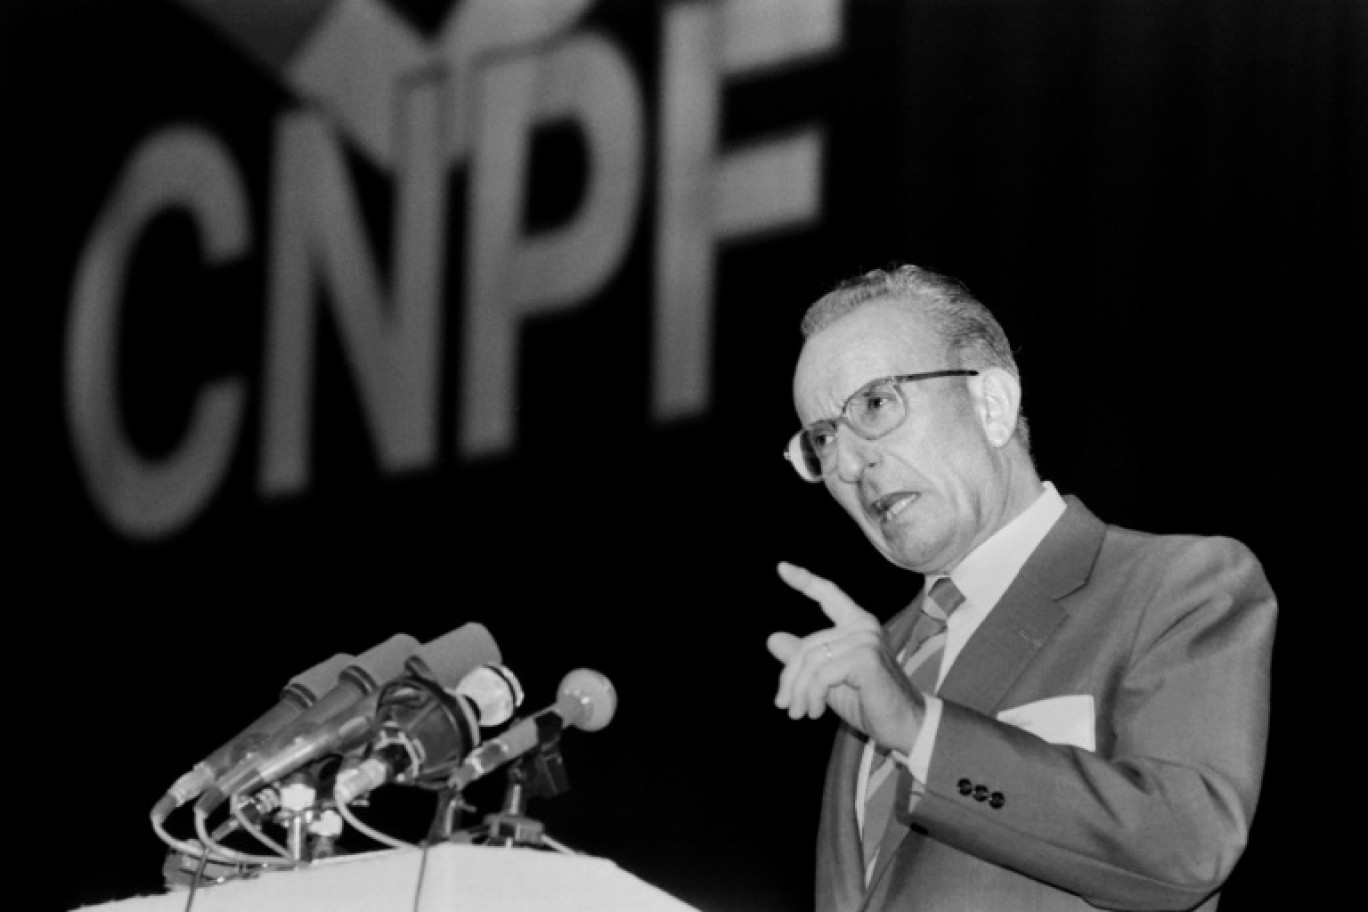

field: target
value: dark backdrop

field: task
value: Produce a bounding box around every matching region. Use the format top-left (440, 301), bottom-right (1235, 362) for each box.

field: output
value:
top-left (6, 1), bottom-right (1364, 911)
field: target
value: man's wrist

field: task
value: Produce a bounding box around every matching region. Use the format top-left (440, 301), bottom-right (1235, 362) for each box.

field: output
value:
top-left (898, 694), bottom-right (943, 780)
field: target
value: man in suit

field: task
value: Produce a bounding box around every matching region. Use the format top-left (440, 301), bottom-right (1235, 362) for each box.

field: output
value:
top-left (767, 265), bottom-right (1275, 912)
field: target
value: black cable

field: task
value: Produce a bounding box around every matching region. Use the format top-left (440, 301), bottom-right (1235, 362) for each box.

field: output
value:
top-left (182, 843), bottom-right (211, 912)
top-left (410, 840), bottom-right (433, 912)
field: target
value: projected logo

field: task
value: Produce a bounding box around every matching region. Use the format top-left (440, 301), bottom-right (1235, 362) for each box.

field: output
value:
top-left (66, 0), bottom-right (841, 538)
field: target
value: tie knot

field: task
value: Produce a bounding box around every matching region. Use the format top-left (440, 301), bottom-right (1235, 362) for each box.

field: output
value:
top-left (924, 577), bottom-right (966, 620)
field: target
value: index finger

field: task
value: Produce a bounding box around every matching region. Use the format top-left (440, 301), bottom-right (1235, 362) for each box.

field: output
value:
top-left (776, 561), bottom-right (868, 626)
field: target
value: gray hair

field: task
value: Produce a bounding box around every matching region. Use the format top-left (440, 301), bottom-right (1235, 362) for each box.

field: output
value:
top-left (801, 264), bottom-right (1031, 451)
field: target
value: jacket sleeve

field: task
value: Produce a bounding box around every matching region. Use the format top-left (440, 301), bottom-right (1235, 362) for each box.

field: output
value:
top-left (908, 536), bottom-right (1276, 911)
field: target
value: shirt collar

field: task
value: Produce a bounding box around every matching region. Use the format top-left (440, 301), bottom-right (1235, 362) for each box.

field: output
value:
top-left (940, 481), bottom-right (1067, 615)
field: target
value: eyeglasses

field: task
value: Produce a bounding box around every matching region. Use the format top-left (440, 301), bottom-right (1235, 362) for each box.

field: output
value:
top-left (784, 370), bottom-right (979, 482)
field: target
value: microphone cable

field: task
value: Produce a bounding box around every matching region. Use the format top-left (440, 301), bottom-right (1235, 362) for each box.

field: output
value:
top-left (230, 791), bottom-right (292, 861)
top-left (333, 795), bottom-right (415, 851)
top-left (194, 798), bottom-right (293, 866)
top-left (180, 844), bottom-right (211, 912)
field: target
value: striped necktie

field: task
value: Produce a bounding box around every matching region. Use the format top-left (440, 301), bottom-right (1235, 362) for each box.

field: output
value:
top-left (860, 576), bottom-right (966, 881)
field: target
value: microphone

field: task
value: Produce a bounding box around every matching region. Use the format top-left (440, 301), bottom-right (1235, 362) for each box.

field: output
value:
top-left (447, 668), bottom-right (615, 791)
top-left (406, 623), bottom-right (500, 685)
top-left (269, 633), bottom-right (420, 734)
top-left (198, 625), bottom-right (498, 815)
top-left (195, 633), bottom-right (417, 815)
top-left (333, 664), bottom-right (523, 804)
top-left (153, 652), bottom-right (354, 819)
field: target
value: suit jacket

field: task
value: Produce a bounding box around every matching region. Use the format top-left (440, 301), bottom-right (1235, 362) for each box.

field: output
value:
top-left (816, 497), bottom-right (1276, 912)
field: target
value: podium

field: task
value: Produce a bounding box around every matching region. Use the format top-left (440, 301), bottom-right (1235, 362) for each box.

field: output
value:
top-left (75, 845), bottom-right (703, 912)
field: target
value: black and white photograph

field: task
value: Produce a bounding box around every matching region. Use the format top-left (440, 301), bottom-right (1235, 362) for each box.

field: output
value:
top-left (6, 1), bottom-right (1363, 911)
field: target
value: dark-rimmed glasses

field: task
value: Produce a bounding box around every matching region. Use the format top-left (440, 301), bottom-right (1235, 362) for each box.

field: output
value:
top-left (784, 370), bottom-right (979, 482)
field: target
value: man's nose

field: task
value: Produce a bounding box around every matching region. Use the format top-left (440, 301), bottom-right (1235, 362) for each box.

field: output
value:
top-left (833, 425), bottom-right (878, 483)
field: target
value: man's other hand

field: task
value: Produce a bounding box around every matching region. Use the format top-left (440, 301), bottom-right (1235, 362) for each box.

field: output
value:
top-left (767, 561), bottom-right (926, 754)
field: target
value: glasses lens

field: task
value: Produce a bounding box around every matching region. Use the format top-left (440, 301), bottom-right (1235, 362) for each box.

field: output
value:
top-left (848, 381), bottom-right (905, 437)
top-left (786, 428), bottom-right (826, 481)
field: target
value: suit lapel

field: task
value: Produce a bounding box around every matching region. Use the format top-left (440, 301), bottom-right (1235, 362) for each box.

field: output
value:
top-left (938, 497), bottom-right (1103, 714)
top-left (936, 574), bottom-right (1066, 714)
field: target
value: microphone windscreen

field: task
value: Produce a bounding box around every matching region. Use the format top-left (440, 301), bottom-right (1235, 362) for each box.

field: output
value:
top-left (408, 623), bottom-right (501, 686)
top-left (557, 669), bottom-right (616, 732)
top-left (344, 633), bottom-right (421, 690)
top-left (282, 634), bottom-right (418, 732)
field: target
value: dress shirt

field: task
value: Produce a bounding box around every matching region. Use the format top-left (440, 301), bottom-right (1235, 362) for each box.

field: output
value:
top-left (855, 481), bottom-right (1068, 826)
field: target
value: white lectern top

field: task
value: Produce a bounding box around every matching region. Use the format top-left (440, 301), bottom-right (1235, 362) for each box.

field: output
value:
top-left (75, 844), bottom-right (703, 912)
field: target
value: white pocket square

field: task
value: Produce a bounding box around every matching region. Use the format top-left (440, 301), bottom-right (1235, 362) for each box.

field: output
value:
top-left (996, 694), bottom-right (1096, 752)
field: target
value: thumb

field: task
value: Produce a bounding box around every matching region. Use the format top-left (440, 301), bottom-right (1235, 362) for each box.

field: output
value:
top-left (767, 631), bottom-right (802, 663)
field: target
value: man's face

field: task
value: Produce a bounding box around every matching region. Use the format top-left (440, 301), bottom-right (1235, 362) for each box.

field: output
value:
top-left (792, 298), bottom-right (1011, 575)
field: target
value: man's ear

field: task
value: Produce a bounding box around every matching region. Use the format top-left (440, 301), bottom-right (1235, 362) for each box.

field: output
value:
top-left (972, 367), bottom-right (1023, 449)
